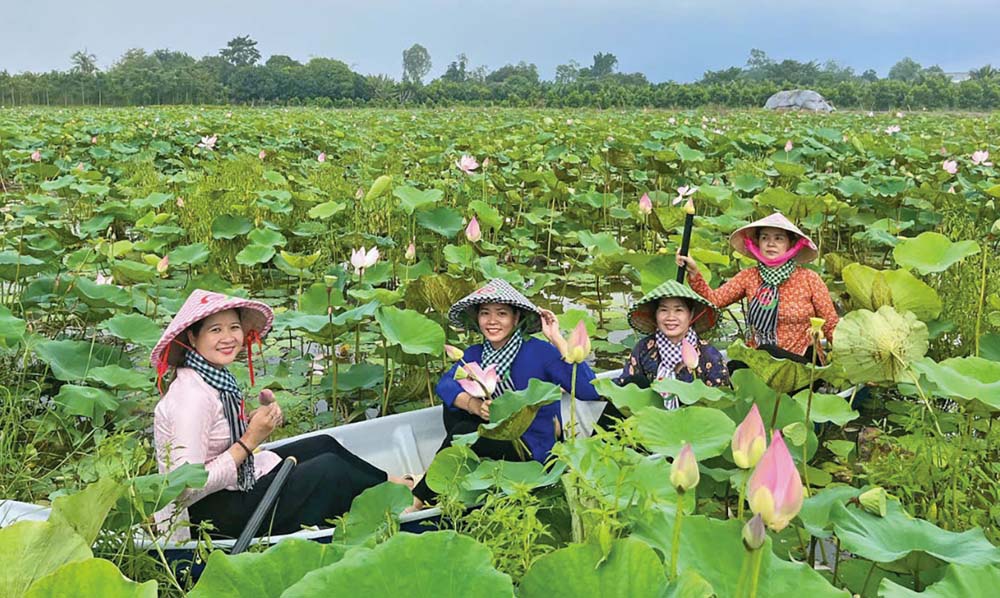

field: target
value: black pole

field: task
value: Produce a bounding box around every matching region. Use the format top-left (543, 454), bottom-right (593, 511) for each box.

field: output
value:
top-left (231, 456), bottom-right (297, 555)
top-left (676, 210), bottom-right (695, 284)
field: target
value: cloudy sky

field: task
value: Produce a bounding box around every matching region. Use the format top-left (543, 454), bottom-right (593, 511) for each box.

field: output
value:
top-left (2, 0), bottom-right (996, 82)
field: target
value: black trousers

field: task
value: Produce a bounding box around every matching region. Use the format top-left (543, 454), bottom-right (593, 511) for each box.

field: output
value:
top-left (188, 435), bottom-right (387, 538)
top-left (412, 407), bottom-right (525, 503)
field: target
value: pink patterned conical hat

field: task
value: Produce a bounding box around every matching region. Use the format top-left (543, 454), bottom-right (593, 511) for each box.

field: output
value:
top-left (150, 289), bottom-right (274, 390)
top-left (729, 212), bottom-right (818, 263)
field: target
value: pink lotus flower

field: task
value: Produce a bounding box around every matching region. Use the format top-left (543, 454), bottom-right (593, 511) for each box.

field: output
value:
top-left (670, 443), bottom-right (700, 493)
top-left (458, 362), bottom-right (499, 398)
top-left (732, 404), bottom-right (767, 469)
top-left (317, 152), bottom-right (326, 163)
top-left (681, 339), bottom-right (699, 371)
top-left (197, 135), bottom-right (217, 150)
top-left (258, 150), bottom-right (267, 160)
top-left (784, 140), bottom-right (794, 152)
top-left (405, 241), bottom-right (416, 260)
top-left (884, 125), bottom-right (901, 135)
top-left (444, 344), bottom-right (465, 361)
top-left (942, 160), bottom-right (958, 175)
top-left (350, 246), bottom-right (379, 274)
top-left (971, 150), bottom-right (993, 166)
top-left (465, 216), bottom-right (482, 243)
top-left (747, 431), bottom-right (804, 531)
top-left (156, 255), bottom-right (169, 274)
top-left (562, 320), bottom-right (591, 364)
top-left (176, 196), bottom-right (185, 208)
top-left (91, 136), bottom-right (98, 144)
top-left (672, 185), bottom-right (697, 206)
top-left (30, 150), bottom-right (41, 162)
top-left (456, 154), bottom-right (479, 174)
top-left (94, 272), bottom-right (113, 286)
top-left (638, 193), bottom-right (653, 216)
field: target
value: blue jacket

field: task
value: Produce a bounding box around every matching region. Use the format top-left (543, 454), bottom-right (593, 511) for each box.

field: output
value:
top-left (437, 337), bottom-right (600, 463)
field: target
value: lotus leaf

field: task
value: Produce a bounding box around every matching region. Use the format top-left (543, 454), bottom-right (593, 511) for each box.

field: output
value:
top-left (99, 313), bottom-right (161, 348)
top-left (375, 306), bottom-right (444, 356)
top-left (34, 339), bottom-right (129, 381)
top-left (726, 340), bottom-right (824, 395)
top-left (892, 232), bottom-right (980, 275)
top-left (48, 478), bottom-right (123, 546)
top-left (0, 305), bottom-right (26, 348)
top-left (425, 445), bottom-right (482, 504)
top-left (519, 537), bottom-right (667, 598)
top-left (791, 389), bottom-right (859, 425)
top-left (69, 276), bottom-right (132, 308)
top-left (651, 377), bottom-right (728, 405)
top-left (393, 185), bottom-right (443, 215)
top-left (235, 244), bottom-right (276, 266)
top-left (910, 356), bottom-right (1000, 411)
top-left (479, 379), bottom-right (564, 441)
top-left (633, 405), bottom-right (735, 458)
top-left (592, 378), bottom-right (662, 417)
top-left (831, 307), bottom-right (928, 385)
top-left (416, 206), bottom-right (464, 238)
top-left (332, 482), bottom-right (416, 545)
top-left (879, 563), bottom-right (1000, 598)
top-left (0, 521), bottom-right (92, 598)
top-left (842, 263), bottom-right (942, 321)
top-left (24, 558), bottom-right (156, 598)
top-left (53, 384), bottom-right (120, 422)
top-left (168, 242), bottom-right (210, 266)
top-left (211, 214), bottom-right (253, 239)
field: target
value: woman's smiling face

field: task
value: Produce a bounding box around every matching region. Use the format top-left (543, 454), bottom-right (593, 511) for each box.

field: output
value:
top-left (187, 309), bottom-right (244, 367)
top-left (655, 297), bottom-right (693, 342)
top-left (477, 303), bottom-right (520, 348)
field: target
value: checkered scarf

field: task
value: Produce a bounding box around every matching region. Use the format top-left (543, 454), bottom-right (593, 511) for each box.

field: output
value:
top-left (184, 350), bottom-right (255, 492)
top-left (480, 329), bottom-right (523, 398)
top-left (747, 261), bottom-right (796, 347)
top-left (655, 328), bottom-right (699, 410)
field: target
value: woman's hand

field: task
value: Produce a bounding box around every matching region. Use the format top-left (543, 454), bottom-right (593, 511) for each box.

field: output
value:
top-left (258, 388), bottom-right (276, 406)
top-left (538, 308), bottom-right (567, 354)
top-left (675, 252), bottom-right (699, 276)
top-left (473, 398), bottom-right (491, 422)
top-left (244, 403), bottom-right (280, 448)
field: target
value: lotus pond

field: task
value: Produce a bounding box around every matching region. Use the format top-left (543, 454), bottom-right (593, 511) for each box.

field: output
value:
top-left (1, 106), bottom-right (999, 597)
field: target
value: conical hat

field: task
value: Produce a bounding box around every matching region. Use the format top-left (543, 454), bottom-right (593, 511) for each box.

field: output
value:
top-left (627, 280), bottom-right (718, 335)
top-left (150, 289), bottom-right (274, 368)
top-left (729, 212), bottom-right (818, 263)
top-left (447, 279), bottom-right (542, 334)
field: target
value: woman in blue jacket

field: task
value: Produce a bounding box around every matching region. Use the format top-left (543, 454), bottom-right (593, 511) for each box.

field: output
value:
top-left (411, 279), bottom-right (599, 504)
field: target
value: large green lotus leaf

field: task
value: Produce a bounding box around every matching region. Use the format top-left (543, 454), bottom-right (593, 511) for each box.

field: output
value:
top-left (980, 333), bottom-right (1000, 362)
top-left (53, 384), bottom-right (119, 422)
top-left (416, 206), bottom-right (464, 238)
top-left (110, 259), bottom-right (156, 284)
top-left (791, 389), bottom-right (859, 425)
top-left (99, 313), bottom-right (161, 348)
top-left (830, 499), bottom-right (1000, 570)
top-left (106, 462), bottom-right (207, 530)
top-left (632, 508), bottom-right (849, 598)
top-left (892, 232), bottom-right (980, 275)
top-left (651, 377), bottom-right (729, 405)
top-left (48, 478), bottom-right (122, 545)
top-left (0, 250), bottom-right (50, 280)
top-left (86, 365), bottom-right (152, 391)
top-left (332, 482), bottom-right (414, 546)
top-left (798, 485), bottom-right (863, 539)
top-left (479, 379), bottom-right (564, 441)
top-left (879, 563), bottom-right (1000, 598)
top-left (0, 521), bottom-right (92, 598)
top-left (24, 558), bottom-right (156, 598)
top-left (842, 264), bottom-right (942, 321)
top-left (70, 277), bottom-right (132, 308)
top-left (910, 357), bottom-right (1000, 410)
top-left (306, 200), bottom-right (347, 220)
top-left (188, 538), bottom-right (351, 598)
top-left (211, 214), bottom-right (253, 239)
top-left (519, 537), bottom-right (667, 598)
top-left (461, 459), bottom-right (566, 495)
top-left (592, 378), bottom-right (662, 417)
top-left (282, 531), bottom-right (514, 598)
top-left (633, 405), bottom-right (735, 458)
top-left (34, 339), bottom-right (129, 381)
top-left (755, 187), bottom-right (819, 220)
top-left (248, 227), bottom-right (287, 247)
top-left (375, 306), bottom-right (444, 356)
top-left (168, 242), bottom-right (211, 267)
top-left (831, 307), bottom-right (928, 385)
top-left (235, 243), bottom-right (276, 266)
top-left (664, 569), bottom-right (715, 598)
top-left (25, 558), bottom-right (156, 598)
top-left (0, 305), bottom-right (26, 348)
top-left (393, 185), bottom-right (443, 215)
top-left (726, 340), bottom-right (825, 395)
top-left (425, 445), bottom-right (482, 504)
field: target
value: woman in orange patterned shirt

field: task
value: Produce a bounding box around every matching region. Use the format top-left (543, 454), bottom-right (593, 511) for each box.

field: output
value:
top-left (676, 212), bottom-right (838, 362)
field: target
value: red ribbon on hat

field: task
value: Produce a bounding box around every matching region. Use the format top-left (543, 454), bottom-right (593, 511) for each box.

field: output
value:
top-left (245, 329), bottom-right (264, 387)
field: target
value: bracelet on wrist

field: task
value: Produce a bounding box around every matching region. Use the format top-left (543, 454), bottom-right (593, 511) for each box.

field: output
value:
top-left (236, 439), bottom-right (253, 458)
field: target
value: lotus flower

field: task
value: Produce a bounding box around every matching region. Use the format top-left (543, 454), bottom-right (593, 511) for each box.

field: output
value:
top-left (672, 185), bottom-right (697, 206)
top-left (30, 149), bottom-right (41, 162)
top-left (732, 404), bottom-right (767, 469)
top-left (895, 111), bottom-right (905, 118)
top-left (317, 152), bottom-right (326, 163)
top-left (457, 154), bottom-right (479, 174)
top-left (197, 135), bottom-right (217, 150)
top-left (258, 150), bottom-right (267, 160)
top-left (156, 255), bottom-right (169, 274)
top-left (784, 140), bottom-right (793, 152)
top-left (176, 196), bottom-right (185, 208)
top-left (681, 339), bottom-right (699, 371)
top-left (670, 443), bottom-right (700, 493)
top-left (668, 117), bottom-right (676, 125)
top-left (405, 241), bottom-right (416, 260)
top-left (747, 431), bottom-right (804, 531)
top-left (638, 193), bottom-right (653, 216)
top-left (444, 344), bottom-right (465, 361)
top-left (942, 159), bottom-right (958, 175)
top-left (562, 320), bottom-right (591, 364)
top-left (457, 362), bottom-right (498, 398)
top-left (94, 272), bottom-right (113, 286)
top-left (884, 125), bottom-right (901, 135)
top-left (91, 136), bottom-right (98, 144)
top-left (465, 216), bottom-right (482, 243)
top-left (742, 513), bottom-right (766, 550)
top-left (971, 150), bottom-right (993, 166)
top-left (350, 246), bottom-right (379, 274)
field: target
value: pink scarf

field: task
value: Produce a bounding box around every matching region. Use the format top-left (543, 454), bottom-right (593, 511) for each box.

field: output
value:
top-left (743, 236), bottom-right (809, 267)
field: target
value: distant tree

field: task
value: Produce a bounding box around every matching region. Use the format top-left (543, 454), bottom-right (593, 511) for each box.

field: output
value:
top-left (746, 48), bottom-right (774, 70)
top-left (265, 55), bottom-right (302, 70)
top-left (220, 35), bottom-right (261, 67)
top-left (402, 44), bottom-right (432, 84)
top-left (969, 64), bottom-right (999, 80)
top-left (555, 60), bottom-right (581, 84)
top-left (580, 52), bottom-right (618, 78)
top-left (442, 53), bottom-right (469, 82)
top-left (70, 50), bottom-right (98, 75)
top-left (700, 66), bottom-right (743, 84)
top-left (888, 57), bottom-right (922, 82)
top-left (861, 69), bottom-right (879, 82)
top-left (486, 61), bottom-right (539, 84)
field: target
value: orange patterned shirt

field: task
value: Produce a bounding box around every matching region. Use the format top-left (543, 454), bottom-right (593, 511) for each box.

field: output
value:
top-left (688, 266), bottom-right (839, 356)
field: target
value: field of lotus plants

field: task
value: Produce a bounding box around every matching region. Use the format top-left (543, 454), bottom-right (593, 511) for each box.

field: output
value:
top-left (1, 106), bottom-right (999, 596)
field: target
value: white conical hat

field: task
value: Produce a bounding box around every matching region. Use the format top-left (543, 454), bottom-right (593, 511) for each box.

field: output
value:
top-left (729, 212), bottom-right (818, 263)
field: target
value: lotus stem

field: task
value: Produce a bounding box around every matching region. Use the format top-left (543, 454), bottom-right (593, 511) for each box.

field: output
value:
top-left (802, 341), bottom-right (819, 497)
top-left (747, 546), bottom-right (764, 598)
top-left (569, 362), bottom-right (578, 438)
top-left (670, 493), bottom-right (684, 580)
top-left (737, 475), bottom-right (747, 520)
top-left (974, 247), bottom-right (987, 357)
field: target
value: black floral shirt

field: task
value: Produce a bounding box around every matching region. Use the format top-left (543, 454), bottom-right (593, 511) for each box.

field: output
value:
top-left (615, 335), bottom-right (731, 389)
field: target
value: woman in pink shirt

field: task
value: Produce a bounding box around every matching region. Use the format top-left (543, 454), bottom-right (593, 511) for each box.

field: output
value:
top-left (152, 289), bottom-right (411, 539)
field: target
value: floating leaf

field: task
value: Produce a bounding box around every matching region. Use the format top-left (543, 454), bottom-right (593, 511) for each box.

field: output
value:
top-left (892, 232), bottom-right (980, 275)
top-left (211, 214), bottom-right (253, 240)
top-left (235, 244), bottom-right (276, 266)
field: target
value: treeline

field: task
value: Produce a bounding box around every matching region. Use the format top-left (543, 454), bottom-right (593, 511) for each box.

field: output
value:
top-left (2, 38), bottom-right (999, 110)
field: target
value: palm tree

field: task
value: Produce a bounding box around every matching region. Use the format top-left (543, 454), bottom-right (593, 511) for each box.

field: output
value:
top-left (969, 65), bottom-right (998, 81)
top-left (70, 50), bottom-right (98, 104)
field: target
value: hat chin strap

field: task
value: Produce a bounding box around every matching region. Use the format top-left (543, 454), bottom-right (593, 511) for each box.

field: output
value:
top-left (156, 331), bottom-right (264, 394)
top-left (744, 236), bottom-right (809, 267)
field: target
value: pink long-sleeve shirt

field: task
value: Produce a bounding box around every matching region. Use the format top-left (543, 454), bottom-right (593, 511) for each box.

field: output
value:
top-left (153, 367), bottom-right (280, 539)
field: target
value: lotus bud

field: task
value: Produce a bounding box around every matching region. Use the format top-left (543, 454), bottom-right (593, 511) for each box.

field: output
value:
top-left (784, 140), bottom-right (794, 152)
top-left (405, 241), bottom-right (416, 261)
top-left (638, 193), bottom-right (653, 216)
top-left (31, 149), bottom-right (42, 162)
top-left (809, 317), bottom-right (825, 341)
top-left (859, 487), bottom-right (888, 517)
top-left (670, 443), bottom-right (700, 493)
top-left (444, 344), bottom-right (465, 361)
top-left (156, 255), bottom-right (169, 274)
top-left (683, 198), bottom-right (695, 215)
top-left (747, 431), bottom-right (804, 532)
top-left (465, 217), bottom-right (482, 243)
top-left (562, 320), bottom-right (591, 364)
top-left (317, 151), bottom-right (326, 163)
top-left (732, 403), bottom-right (767, 469)
top-left (742, 513), bottom-right (766, 551)
top-left (681, 339), bottom-right (699, 371)
top-left (258, 150), bottom-right (267, 160)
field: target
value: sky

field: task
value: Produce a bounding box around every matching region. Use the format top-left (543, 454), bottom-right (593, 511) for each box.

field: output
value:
top-left (1, 0), bottom-right (997, 82)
